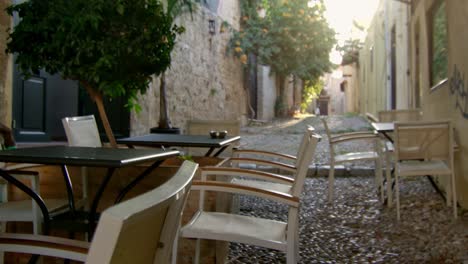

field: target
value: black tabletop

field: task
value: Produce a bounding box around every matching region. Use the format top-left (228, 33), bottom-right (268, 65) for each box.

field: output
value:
top-left (117, 134), bottom-right (241, 148)
top-left (0, 146), bottom-right (179, 167)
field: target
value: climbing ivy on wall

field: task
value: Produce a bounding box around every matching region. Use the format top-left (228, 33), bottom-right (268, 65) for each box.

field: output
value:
top-left (227, 0), bottom-right (336, 116)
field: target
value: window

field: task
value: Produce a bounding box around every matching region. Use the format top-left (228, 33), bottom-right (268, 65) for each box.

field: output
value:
top-left (428, 0), bottom-right (447, 87)
top-left (414, 23), bottom-right (421, 108)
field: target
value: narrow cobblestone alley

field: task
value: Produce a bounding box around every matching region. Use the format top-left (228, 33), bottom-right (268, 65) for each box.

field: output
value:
top-left (226, 115), bottom-right (468, 263)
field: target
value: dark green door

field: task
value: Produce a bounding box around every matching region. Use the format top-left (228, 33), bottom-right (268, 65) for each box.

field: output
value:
top-left (12, 68), bottom-right (79, 142)
top-left (12, 68), bottom-right (130, 142)
top-left (10, 0), bottom-right (129, 142)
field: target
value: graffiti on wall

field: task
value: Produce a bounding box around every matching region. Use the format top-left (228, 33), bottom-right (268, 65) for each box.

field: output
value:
top-left (449, 65), bottom-right (468, 119)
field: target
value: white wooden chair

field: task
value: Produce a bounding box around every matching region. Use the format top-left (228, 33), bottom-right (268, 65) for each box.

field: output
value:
top-left (393, 120), bottom-right (457, 220)
top-left (222, 127), bottom-right (317, 194)
top-left (321, 118), bottom-right (384, 203)
top-left (0, 135), bottom-right (70, 263)
top-left (62, 115), bottom-right (103, 210)
top-left (378, 109), bottom-right (422, 123)
top-left (173, 129), bottom-right (321, 264)
top-left (0, 167), bottom-right (70, 234)
top-left (377, 109), bottom-right (423, 205)
top-left (0, 160), bottom-right (198, 263)
top-left (186, 119), bottom-right (240, 157)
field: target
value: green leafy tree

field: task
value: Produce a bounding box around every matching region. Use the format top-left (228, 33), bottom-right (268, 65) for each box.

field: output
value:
top-left (336, 38), bottom-right (363, 66)
top-left (300, 79), bottom-right (323, 113)
top-left (6, 0), bottom-right (190, 146)
top-left (229, 0), bottom-right (335, 116)
top-left (336, 21), bottom-right (365, 66)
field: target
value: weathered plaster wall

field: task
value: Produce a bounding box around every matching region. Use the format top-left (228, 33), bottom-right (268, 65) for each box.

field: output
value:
top-left (359, 3), bottom-right (387, 116)
top-left (323, 72), bottom-right (345, 115)
top-left (131, 3), bottom-right (246, 135)
top-left (343, 63), bottom-right (359, 113)
top-left (359, 0), bottom-right (468, 209)
top-left (0, 0), bottom-right (12, 126)
top-left (402, 0), bottom-right (468, 208)
top-left (359, 0), bottom-right (411, 116)
top-left (410, 0), bottom-right (468, 208)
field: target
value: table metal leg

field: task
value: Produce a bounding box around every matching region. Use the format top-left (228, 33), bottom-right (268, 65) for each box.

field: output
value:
top-left (204, 147), bottom-right (215, 157)
top-left (213, 146), bottom-right (229, 157)
top-left (114, 160), bottom-right (164, 204)
top-left (89, 167), bottom-right (115, 239)
top-left (60, 165), bottom-right (76, 213)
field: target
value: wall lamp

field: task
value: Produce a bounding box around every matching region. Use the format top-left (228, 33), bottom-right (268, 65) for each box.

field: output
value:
top-left (208, 19), bottom-right (216, 36)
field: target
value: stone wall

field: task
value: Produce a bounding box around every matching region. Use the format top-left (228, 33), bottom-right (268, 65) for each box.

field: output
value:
top-left (0, 0), bottom-right (12, 125)
top-left (131, 3), bottom-right (246, 135)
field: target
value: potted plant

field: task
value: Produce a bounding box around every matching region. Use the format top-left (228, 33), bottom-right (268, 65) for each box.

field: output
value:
top-left (6, 0), bottom-right (195, 145)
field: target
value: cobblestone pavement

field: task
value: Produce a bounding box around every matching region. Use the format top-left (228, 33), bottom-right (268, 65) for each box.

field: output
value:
top-left (226, 114), bottom-right (468, 263)
top-left (239, 114), bottom-right (376, 167)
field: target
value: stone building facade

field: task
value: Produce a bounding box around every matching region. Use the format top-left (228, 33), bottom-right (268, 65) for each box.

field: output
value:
top-left (359, 0), bottom-right (411, 115)
top-left (0, 1), bottom-right (246, 139)
top-left (131, 2), bottom-right (247, 135)
top-left (0, 0), bottom-right (13, 126)
top-left (359, 0), bottom-right (468, 209)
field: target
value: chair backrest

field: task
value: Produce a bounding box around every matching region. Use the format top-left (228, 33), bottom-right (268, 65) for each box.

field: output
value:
top-left (378, 109), bottom-right (422, 122)
top-left (291, 128), bottom-right (321, 196)
top-left (86, 160), bottom-right (198, 264)
top-left (186, 120), bottom-right (240, 136)
top-left (320, 118), bottom-right (334, 153)
top-left (186, 119), bottom-right (240, 156)
top-left (394, 120), bottom-right (452, 163)
top-left (293, 125), bottom-right (315, 167)
top-left (62, 115), bottom-right (102, 147)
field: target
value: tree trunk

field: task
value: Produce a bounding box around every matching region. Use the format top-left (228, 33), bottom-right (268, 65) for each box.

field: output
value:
top-left (276, 74), bottom-right (288, 117)
top-left (81, 82), bottom-right (117, 148)
top-left (158, 72), bottom-right (172, 129)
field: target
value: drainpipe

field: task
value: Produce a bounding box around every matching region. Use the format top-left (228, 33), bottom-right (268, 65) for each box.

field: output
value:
top-left (406, 2), bottom-right (412, 108)
top-left (384, 0), bottom-right (392, 110)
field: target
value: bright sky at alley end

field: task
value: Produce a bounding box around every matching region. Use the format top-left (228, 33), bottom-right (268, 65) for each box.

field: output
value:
top-left (322, 0), bottom-right (379, 64)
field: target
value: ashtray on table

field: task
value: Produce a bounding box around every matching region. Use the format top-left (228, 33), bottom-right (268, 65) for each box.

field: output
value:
top-left (209, 130), bottom-right (228, 139)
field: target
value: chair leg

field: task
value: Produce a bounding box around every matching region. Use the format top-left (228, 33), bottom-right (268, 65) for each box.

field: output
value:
top-left (286, 245), bottom-right (299, 264)
top-left (375, 157), bottom-right (383, 203)
top-left (386, 152), bottom-right (392, 207)
top-left (171, 233), bottom-right (179, 264)
top-left (328, 163), bottom-right (335, 203)
top-left (396, 174), bottom-right (401, 221)
top-left (0, 222), bottom-right (5, 264)
top-left (194, 239), bottom-right (201, 264)
top-left (451, 172), bottom-right (457, 219)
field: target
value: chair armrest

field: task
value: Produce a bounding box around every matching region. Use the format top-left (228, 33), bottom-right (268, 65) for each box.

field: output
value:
top-left (366, 113), bottom-right (379, 122)
top-left (191, 180), bottom-right (299, 207)
top-left (0, 233), bottom-right (89, 262)
top-left (227, 157), bottom-right (297, 173)
top-left (330, 131), bottom-right (377, 140)
top-left (4, 163), bottom-right (43, 171)
top-left (233, 149), bottom-right (297, 161)
top-left (201, 167), bottom-right (294, 185)
top-left (330, 133), bottom-right (378, 144)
